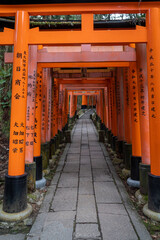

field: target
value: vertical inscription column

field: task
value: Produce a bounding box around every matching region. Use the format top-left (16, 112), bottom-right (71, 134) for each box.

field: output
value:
top-left (104, 87), bottom-right (109, 130)
top-left (33, 65), bottom-right (45, 185)
top-left (123, 67), bottom-right (132, 171)
top-left (25, 45), bottom-right (37, 192)
top-left (58, 84), bottom-right (63, 132)
top-left (3, 11), bottom-right (31, 215)
top-left (46, 69), bottom-right (52, 143)
top-left (116, 68), bottom-right (124, 157)
top-left (136, 43), bottom-right (151, 195)
top-left (41, 68), bottom-right (48, 170)
top-left (111, 76), bottom-right (118, 151)
top-left (143, 8), bottom-right (160, 217)
top-left (127, 62), bottom-right (141, 187)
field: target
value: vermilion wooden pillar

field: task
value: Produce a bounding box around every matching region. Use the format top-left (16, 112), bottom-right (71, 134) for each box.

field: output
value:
top-left (127, 62), bottom-right (141, 186)
top-left (143, 8), bottom-right (160, 217)
top-left (41, 68), bottom-right (49, 170)
top-left (123, 67), bottom-right (132, 171)
top-left (58, 84), bottom-right (63, 132)
top-left (33, 65), bottom-right (45, 186)
top-left (46, 69), bottom-right (52, 143)
top-left (25, 46), bottom-right (37, 164)
top-left (93, 95), bottom-right (96, 107)
top-left (41, 68), bottom-right (47, 144)
top-left (116, 68), bottom-right (124, 157)
top-left (107, 79), bottom-right (112, 132)
top-left (24, 45), bottom-right (37, 192)
top-left (52, 79), bottom-right (58, 138)
top-left (82, 95), bottom-right (87, 109)
top-left (100, 90), bottom-right (104, 123)
top-left (3, 11), bottom-right (31, 215)
top-left (69, 92), bottom-right (75, 123)
top-left (104, 88), bottom-right (109, 130)
top-left (136, 43), bottom-right (151, 195)
top-left (111, 76), bottom-right (118, 150)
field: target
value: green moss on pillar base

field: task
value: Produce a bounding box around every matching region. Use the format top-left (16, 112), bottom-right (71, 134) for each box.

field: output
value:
top-left (25, 162), bottom-right (36, 192)
top-left (139, 163), bottom-right (150, 195)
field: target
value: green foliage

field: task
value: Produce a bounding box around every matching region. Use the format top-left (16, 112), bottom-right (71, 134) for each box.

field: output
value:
top-left (0, 46), bottom-right (12, 138)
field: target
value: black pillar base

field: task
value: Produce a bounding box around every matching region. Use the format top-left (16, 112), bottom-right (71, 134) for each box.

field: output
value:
top-left (41, 142), bottom-right (49, 170)
top-left (58, 130), bottom-right (63, 144)
top-left (50, 137), bottom-right (56, 156)
top-left (131, 156), bottom-right (141, 181)
top-left (3, 173), bottom-right (27, 213)
top-left (98, 130), bottom-right (105, 143)
top-left (148, 173), bottom-right (160, 213)
top-left (111, 135), bottom-right (117, 151)
top-left (81, 105), bottom-right (87, 109)
top-left (34, 156), bottom-right (42, 181)
top-left (107, 130), bottom-right (112, 144)
top-left (115, 140), bottom-right (124, 158)
top-left (139, 163), bottom-right (150, 195)
top-left (124, 143), bottom-right (132, 170)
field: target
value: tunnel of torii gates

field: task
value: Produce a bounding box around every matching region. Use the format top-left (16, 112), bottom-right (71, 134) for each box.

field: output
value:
top-left (1, 1), bottom-right (160, 222)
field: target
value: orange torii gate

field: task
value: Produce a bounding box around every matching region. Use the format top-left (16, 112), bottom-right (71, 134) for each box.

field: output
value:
top-left (0, 1), bottom-right (159, 223)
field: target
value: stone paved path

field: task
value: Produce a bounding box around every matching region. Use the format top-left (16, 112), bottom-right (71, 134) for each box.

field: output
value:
top-left (26, 114), bottom-right (151, 240)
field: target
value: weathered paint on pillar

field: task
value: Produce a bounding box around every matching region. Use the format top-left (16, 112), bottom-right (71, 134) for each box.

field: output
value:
top-left (136, 44), bottom-right (150, 165)
top-left (34, 66), bottom-right (42, 157)
top-left (116, 68), bottom-right (124, 141)
top-left (123, 68), bottom-right (132, 144)
top-left (129, 62), bottom-right (141, 157)
top-left (8, 11), bottom-right (29, 176)
top-left (25, 45), bottom-right (37, 163)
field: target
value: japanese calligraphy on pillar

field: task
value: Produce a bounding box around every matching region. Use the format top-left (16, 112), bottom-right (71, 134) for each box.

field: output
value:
top-left (138, 68), bottom-right (146, 116)
top-left (116, 74), bottom-right (121, 115)
top-left (34, 68), bottom-right (42, 146)
top-left (123, 68), bottom-right (129, 106)
top-left (41, 68), bottom-right (47, 143)
top-left (130, 68), bottom-right (139, 123)
top-left (12, 50), bottom-right (28, 156)
top-left (148, 48), bottom-right (156, 118)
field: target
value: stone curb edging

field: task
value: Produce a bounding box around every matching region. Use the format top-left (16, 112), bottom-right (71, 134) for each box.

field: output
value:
top-left (100, 143), bottom-right (152, 240)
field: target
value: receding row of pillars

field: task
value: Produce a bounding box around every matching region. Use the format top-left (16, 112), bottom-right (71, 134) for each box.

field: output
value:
top-left (93, 45), bottom-right (160, 221)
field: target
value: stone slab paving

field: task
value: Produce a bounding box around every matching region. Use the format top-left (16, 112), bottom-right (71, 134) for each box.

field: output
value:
top-left (26, 113), bottom-right (152, 240)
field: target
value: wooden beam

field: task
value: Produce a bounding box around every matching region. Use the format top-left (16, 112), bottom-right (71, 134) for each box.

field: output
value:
top-left (5, 50), bottom-right (136, 63)
top-left (28, 26), bottom-right (147, 45)
top-left (0, 2), bottom-right (158, 16)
